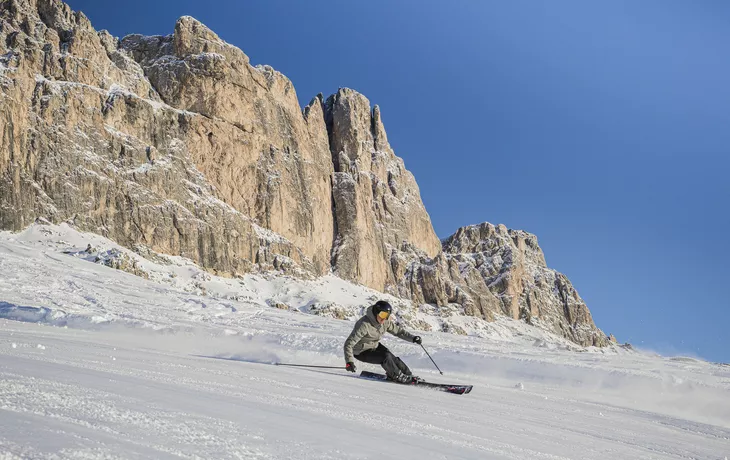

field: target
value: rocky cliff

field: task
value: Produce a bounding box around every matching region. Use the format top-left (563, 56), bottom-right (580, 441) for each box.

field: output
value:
top-left (0, 0), bottom-right (607, 346)
top-left (397, 223), bottom-right (606, 346)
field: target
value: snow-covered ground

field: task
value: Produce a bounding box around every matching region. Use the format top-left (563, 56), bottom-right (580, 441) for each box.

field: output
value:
top-left (1, 224), bottom-right (728, 459)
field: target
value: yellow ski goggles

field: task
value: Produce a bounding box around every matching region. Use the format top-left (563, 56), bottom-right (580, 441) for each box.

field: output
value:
top-left (377, 310), bottom-right (391, 320)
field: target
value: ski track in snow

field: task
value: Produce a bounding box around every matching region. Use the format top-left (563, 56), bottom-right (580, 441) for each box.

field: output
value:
top-left (0, 225), bottom-right (729, 459)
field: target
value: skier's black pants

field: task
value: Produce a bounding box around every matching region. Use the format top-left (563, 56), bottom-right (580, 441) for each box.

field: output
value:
top-left (354, 344), bottom-right (411, 378)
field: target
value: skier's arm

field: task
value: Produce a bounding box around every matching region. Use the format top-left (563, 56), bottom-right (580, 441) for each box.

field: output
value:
top-left (344, 321), bottom-right (368, 363)
top-left (387, 321), bottom-right (415, 343)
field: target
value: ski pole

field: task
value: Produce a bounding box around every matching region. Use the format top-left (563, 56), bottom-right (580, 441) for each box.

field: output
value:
top-left (274, 363), bottom-right (345, 369)
top-left (420, 343), bottom-right (443, 375)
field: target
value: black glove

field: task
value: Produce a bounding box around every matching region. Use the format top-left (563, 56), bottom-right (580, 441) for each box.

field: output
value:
top-left (345, 362), bottom-right (357, 373)
top-left (413, 336), bottom-right (422, 345)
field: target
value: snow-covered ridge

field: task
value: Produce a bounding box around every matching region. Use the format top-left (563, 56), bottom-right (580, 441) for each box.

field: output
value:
top-left (1, 222), bottom-right (597, 350)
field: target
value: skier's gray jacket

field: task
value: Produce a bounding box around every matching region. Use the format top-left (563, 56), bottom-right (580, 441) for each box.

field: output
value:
top-left (344, 306), bottom-right (416, 363)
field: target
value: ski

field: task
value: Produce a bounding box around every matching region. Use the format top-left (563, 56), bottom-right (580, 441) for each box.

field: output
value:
top-left (359, 371), bottom-right (473, 395)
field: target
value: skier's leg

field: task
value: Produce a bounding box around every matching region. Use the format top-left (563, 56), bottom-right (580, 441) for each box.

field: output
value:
top-left (380, 347), bottom-right (411, 381)
top-left (354, 343), bottom-right (388, 366)
top-left (394, 357), bottom-right (424, 382)
top-left (394, 357), bottom-right (412, 376)
top-left (356, 345), bottom-right (412, 382)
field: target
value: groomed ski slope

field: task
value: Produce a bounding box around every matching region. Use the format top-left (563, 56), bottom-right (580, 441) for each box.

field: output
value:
top-left (1, 225), bottom-right (728, 459)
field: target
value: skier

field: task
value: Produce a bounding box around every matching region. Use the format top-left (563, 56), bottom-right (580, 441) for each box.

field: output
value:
top-left (344, 300), bottom-right (423, 384)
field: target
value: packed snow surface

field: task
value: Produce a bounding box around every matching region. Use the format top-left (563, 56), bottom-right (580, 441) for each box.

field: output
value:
top-left (0, 224), bottom-right (728, 459)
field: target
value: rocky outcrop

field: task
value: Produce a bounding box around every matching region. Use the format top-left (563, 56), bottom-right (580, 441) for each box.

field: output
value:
top-left (0, 0), bottom-right (608, 346)
top-left (119, 19), bottom-right (337, 275)
top-left (398, 223), bottom-right (608, 346)
top-left (0, 0), bottom-right (333, 274)
top-left (325, 88), bottom-right (441, 292)
top-left (0, 0), bottom-right (319, 277)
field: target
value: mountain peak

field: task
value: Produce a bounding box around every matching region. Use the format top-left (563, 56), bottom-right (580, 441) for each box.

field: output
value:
top-left (0, 0), bottom-right (606, 347)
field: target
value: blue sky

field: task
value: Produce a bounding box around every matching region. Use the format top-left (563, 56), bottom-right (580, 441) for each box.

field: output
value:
top-left (65, 0), bottom-right (730, 362)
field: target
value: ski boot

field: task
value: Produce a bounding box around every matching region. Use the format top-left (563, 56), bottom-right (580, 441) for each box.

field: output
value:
top-left (388, 372), bottom-right (415, 384)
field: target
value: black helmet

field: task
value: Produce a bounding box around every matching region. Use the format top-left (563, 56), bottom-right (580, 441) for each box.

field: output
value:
top-left (372, 300), bottom-right (392, 320)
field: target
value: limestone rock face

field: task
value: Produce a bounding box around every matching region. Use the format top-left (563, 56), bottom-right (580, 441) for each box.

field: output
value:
top-left (0, 0), bottom-right (608, 346)
top-left (120, 16), bottom-right (335, 275)
top-left (0, 0), bottom-right (312, 275)
top-left (399, 222), bottom-right (608, 347)
top-left (325, 88), bottom-right (441, 291)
